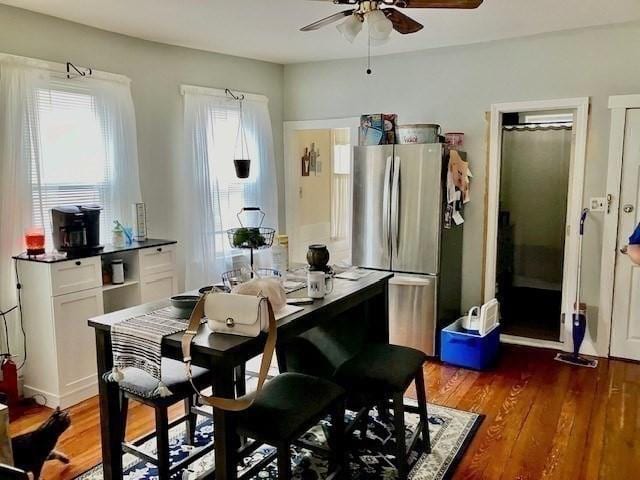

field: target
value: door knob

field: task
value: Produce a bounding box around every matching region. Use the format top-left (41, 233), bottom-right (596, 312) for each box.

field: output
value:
top-left (623, 204), bottom-right (634, 213)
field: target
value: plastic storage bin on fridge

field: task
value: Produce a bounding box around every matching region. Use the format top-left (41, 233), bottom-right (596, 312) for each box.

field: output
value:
top-left (441, 319), bottom-right (500, 370)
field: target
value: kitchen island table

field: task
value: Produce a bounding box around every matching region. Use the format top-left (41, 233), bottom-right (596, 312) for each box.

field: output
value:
top-left (88, 270), bottom-right (392, 480)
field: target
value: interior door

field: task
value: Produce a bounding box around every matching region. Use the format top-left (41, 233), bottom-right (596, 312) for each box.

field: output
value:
top-left (352, 145), bottom-right (394, 270)
top-left (391, 144), bottom-right (443, 274)
top-left (611, 109), bottom-right (640, 361)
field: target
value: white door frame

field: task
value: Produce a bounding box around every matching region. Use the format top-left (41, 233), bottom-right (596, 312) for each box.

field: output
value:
top-left (599, 95), bottom-right (640, 358)
top-left (283, 118), bottom-right (360, 261)
top-left (484, 97), bottom-right (590, 353)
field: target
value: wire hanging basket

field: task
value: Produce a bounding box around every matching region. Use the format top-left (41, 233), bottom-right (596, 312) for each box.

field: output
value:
top-left (221, 267), bottom-right (281, 290)
top-left (226, 207), bottom-right (275, 250)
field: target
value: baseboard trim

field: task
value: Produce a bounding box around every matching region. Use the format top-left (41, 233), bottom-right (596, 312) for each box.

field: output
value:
top-left (23, 378), bottom-right (98, 409)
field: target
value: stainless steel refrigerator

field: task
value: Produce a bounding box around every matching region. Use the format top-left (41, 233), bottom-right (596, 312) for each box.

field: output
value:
top-left (352, 143), bottom-right (463, 356)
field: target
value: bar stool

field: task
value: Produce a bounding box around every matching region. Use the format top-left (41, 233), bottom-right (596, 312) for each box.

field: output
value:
top-left (231, 372), bottom-right (346, 480)
top-left (118, 358), bottom-right (217, 479)
top-left (281, 328), bottom-right (431, 480)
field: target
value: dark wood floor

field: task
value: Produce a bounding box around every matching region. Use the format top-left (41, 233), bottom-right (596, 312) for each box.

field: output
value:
top-left (11, 345), bottom-right (640, 479)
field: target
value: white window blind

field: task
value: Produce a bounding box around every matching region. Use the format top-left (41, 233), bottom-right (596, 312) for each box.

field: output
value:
top-left (29, 79), bottom-right (114, 246)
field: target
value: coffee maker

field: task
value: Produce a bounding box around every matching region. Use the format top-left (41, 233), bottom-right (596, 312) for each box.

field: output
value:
top-left (51, 205), bottom-right (103, 255)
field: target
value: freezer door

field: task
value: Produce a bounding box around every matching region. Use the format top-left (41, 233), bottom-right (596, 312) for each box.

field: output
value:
top-left (352, 145), bottom-right (394, 270)
top-left (391, 144), bottom-right (443, 275)
top-left (389, 275), bottom-right (437, 356)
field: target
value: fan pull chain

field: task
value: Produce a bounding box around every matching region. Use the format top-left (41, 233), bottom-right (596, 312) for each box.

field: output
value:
top-left (367, 28), bottom-right (372, 75)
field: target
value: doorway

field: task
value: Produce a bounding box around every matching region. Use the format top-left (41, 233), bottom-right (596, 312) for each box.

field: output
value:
top-left (497, 111), bottom-right (573, 340)
top-left (485, 98), bottom-right (589, 350)
top-left (283, 119), bottom-right (360, 266)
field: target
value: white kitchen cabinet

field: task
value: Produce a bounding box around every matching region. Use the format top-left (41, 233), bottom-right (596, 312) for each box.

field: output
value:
top-left (52, 288), bottom-right (104, 405)
top-left (139, 244), bottom-right (176, 277)
top-left (15, 240), bottom-right (177, 408)
top-left (140, 270), bottom-right (178, 304)
top-left (50, 256), bottom-right (102, 297)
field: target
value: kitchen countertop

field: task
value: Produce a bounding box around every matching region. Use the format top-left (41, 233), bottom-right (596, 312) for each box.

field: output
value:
top-left (13, 238), bottom-right (177, 264)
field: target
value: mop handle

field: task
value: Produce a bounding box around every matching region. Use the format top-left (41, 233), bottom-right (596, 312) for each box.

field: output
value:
top-left (576, 209), bottom-right (589, 308)
top-left (579, 208), bottom-right (588, 235)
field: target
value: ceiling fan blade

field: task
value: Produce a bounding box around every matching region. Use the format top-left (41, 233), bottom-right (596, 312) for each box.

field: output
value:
top-left (306, 0), bottom-right (358, 3)
top-left (384, 8), bottom-right (424, 34)
top-left (396, 0), bottom-right (483, 8)
top-left (300, 9), bottom-right (355, 31)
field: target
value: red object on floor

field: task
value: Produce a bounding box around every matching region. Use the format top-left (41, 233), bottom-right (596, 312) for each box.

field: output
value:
top-left (0, 355), bottom-right (20, 419)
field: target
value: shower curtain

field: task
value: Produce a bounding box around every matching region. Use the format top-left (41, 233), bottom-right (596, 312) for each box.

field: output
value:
top-left (500, 125), bottom-right (573, 289)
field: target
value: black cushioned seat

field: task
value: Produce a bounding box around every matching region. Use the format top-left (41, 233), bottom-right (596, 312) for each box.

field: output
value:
top-left (235, 372), bottom-right (345, 443)
top-left (334, 344), bottom-right (427, 393)
top-left (119, 357), bottom-right (210, 401)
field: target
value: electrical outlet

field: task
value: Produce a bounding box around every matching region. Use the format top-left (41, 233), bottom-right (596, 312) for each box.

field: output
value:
top-left (590, 197), bottom-right (606, 212)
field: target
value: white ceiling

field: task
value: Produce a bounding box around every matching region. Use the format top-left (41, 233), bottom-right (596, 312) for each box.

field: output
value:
top-left (3, 0), bottom-right (640, 64)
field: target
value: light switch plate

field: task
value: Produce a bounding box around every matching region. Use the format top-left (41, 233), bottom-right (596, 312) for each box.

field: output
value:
top-left (590, 197), bottom-right (606, 212)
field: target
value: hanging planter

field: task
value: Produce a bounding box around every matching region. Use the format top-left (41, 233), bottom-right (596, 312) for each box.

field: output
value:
top-left (226, 89), bottom-right (251, 179)
top-left (234, 159), bottom-right (251, 179)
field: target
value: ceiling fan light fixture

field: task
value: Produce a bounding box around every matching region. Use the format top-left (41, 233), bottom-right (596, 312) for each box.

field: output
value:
top-left (336, 14), bottom-right (363, 43)
top-left (367, 9), bottom-right (393, 42)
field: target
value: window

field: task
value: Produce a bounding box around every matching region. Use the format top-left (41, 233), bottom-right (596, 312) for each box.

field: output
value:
top-left (330, 129), bottom-right (352, 242)
top-left (181, 86), bottom-right (277, 288)
top-left (30, 80), bottom-right (114, 246)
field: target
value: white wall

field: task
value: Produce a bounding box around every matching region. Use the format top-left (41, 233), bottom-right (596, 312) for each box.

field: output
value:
top-left (284, 21), bottom-right (640, 347)
top-left (0, 4), bottom-right (284, 288)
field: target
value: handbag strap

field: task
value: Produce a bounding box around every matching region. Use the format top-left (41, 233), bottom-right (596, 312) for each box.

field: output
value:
top-left (181, 294), bottom-right (277, 412)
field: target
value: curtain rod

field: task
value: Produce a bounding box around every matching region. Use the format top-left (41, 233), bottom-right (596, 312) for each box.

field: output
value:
top-left (0, 52), bottom-right (131, 85)
top-left (180, 84), bottom-right (268, 104)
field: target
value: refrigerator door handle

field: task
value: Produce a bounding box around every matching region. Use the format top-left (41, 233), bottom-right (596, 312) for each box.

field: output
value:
top-left (382, 155), bottom-right (392, 252)
top-left (391, 156), bottom-right (401, 252)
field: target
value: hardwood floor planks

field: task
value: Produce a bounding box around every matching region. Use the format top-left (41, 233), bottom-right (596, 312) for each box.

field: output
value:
top-left (499, 354), bottom-right (573, 480)
top-left (455, 349), bottom-right (539, 479)
top-left (599, 360), bottom-right (640, 479)
top-left (578, 359), bottom-right (610, 480)
top-left (9, 345), bottom-right (639, 480)
top-left (540, 365), bottom-right (597, 479)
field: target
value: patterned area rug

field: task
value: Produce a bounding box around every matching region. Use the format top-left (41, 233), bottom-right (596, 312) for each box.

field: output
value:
top-left (75, 401), bottom-right (482, 480)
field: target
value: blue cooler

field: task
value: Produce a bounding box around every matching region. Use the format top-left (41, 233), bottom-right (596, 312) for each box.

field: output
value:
top-left (441, 319), bottom-right (500, 370)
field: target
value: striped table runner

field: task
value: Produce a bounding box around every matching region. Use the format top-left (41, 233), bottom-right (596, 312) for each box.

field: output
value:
top-left (105, 307), bottom-right (192, 398)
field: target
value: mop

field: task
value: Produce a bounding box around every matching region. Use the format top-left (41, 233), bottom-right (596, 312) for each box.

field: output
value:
top-left (555, 208), bottom-right (598, 368)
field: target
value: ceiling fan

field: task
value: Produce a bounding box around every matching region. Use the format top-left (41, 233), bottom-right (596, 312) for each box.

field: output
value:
top-left (301, 1), bottom-right (484, 43)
